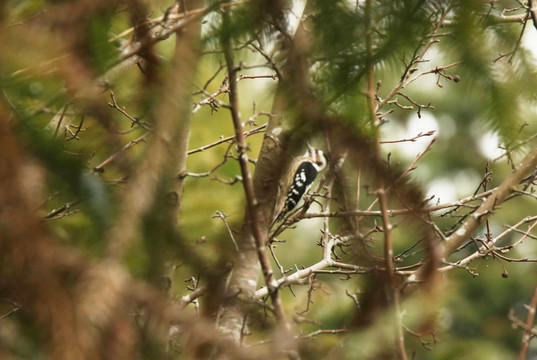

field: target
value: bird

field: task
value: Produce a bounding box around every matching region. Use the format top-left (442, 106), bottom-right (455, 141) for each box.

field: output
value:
top-left (271, 145), bottom-right (327, 226)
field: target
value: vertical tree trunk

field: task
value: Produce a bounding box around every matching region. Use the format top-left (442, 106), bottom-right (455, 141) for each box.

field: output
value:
top-left (216, 111), bottom-right (287, 342)
top-left (105, 2), bottom-right (203, 259)
top-left (166, 1), bottom-right (203, 221)
top-left (216, 1), bottom-right (309, 346)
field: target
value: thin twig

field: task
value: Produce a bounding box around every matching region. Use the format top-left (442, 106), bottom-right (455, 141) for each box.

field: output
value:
top-left (119, 1), bottom-right (229, 62)
top-left (380, 130), bottom-right (435, 144)
top-left (0, 299), bottom-right (21, 320)
top-left (187, 123), bottom-right (267, 155)
top-left (109, 1), bottom-right (251, 42)
top-left (92, 133), bottom-right (149, 173)
top-left (212, 211), bottom-right (239, 252)
top-left (108, 91), bottom-right (151, 130)
top-left (42, 200), bottom-right (82, 220)
top-left (178, 284), bottom-right (208, 309)
top-left (192, 74), bottom-right (277, 113)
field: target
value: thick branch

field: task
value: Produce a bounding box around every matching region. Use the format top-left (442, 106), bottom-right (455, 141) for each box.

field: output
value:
top-left (530, 0), bottom-right (537, 30)
top-left (442, 146), bottom-right (537, 256)
top-left (221, 8), bottom-right (288, 326)
top-left (519, 283), bottom-right (537, 359)
top-left (407, 145), bottom-right (537, 283)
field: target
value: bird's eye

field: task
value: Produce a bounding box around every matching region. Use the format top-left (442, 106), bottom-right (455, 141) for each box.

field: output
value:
top-left (316, 161), bottom-right (323, 166)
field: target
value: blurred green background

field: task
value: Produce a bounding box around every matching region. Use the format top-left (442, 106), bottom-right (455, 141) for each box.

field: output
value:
top-left (2, 0), bottom-right (537, 359)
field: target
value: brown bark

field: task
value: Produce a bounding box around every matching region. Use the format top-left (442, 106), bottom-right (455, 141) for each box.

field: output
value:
top-left (216, 1), bottom-right (307, 350)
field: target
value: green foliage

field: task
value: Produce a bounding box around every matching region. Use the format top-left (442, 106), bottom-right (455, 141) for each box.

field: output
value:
top-left (86, 12), bottom-right (117, 74)
top-left (311, 0), bottom-right (433, 108)
top-left (443, 1), bottom-right (529, 143)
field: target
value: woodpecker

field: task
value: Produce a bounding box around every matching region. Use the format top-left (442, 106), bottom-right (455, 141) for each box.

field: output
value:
top-left (272, 145), bottom-right (327, 225)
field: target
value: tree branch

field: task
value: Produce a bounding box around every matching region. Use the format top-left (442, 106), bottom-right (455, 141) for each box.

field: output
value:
top-left (221, 6), bottom-right (288, 328)
top-left (407, 144), bottom-right (537, 283)
top-left (513, 282), bottom-right (537, 359)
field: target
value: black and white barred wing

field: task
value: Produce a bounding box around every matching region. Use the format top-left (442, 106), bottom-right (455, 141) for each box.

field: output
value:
top-left (274, 162), bottom-right (318, 223)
